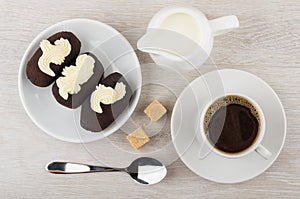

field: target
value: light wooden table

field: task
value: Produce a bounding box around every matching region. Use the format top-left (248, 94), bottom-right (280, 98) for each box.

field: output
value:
top-left (1, 0), bottom-right (300, 198)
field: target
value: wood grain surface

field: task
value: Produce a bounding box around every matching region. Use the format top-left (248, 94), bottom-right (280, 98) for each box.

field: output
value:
top-left (1, 0), bottom-right (300, 198)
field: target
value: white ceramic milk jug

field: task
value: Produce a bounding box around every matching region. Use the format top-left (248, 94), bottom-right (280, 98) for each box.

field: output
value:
top-left (137, 7), bottom-right (239, 71)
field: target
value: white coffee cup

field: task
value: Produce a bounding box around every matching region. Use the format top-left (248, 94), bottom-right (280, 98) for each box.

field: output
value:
top-left (198, 93), bottom-right (272, 159)
top-left (137, 7), bottom-right (239, 71)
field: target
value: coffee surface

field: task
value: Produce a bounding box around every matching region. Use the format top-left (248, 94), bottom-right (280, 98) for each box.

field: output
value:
top-left (205, 96), bottom-right (260, 153)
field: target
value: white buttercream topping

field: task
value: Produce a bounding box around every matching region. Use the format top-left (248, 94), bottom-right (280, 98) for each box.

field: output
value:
top-left (90, 82), bottom-right (126, 113)
top-left (56, 54), bottom-right (95, 100)
top-left (38, 38), bottom-right (71, 76)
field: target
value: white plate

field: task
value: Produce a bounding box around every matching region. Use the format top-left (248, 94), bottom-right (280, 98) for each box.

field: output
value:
top-left (171, 69), bottom-right (286, 183)
top-left (18, 19), bottom-right (142, 143)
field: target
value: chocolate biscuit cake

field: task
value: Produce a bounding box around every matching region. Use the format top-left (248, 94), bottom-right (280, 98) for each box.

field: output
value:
top-left (52, 53), bottom-right (104, 109)
top-left (26, 31), bottom-right (81, 87)
top-left (80, 72), bottom-right (132, 132)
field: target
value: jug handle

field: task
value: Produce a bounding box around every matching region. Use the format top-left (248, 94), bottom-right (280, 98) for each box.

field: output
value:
top-left (209, 15), bottom-right (239, 36)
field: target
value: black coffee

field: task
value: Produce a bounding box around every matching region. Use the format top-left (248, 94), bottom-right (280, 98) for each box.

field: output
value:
top-left (204, 95), bottom-right (260, 153)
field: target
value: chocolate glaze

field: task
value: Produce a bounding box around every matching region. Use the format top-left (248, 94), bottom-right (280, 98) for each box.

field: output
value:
top-left (52, 53), bottom-right (104, 109)
top-left (80, 72), bottom-right (132, 132)
top-left (26, 31), bottom-right (81, 87)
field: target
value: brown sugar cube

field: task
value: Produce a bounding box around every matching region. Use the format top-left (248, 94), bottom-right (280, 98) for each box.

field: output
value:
top-left (144, 100), bottom-right (167, 122)
top-left (126, 127), bottom-right (150, 150)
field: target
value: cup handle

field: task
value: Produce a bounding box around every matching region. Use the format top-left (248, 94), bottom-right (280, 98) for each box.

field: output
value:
top-left (255, 144), bottom-right (272, 160)
top-left (198, 140), bottom-right (212, 160)
top-left (209, 15), bottom-right (239, 36)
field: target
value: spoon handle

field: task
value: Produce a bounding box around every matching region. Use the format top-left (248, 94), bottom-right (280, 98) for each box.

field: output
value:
top-left (46, 162), bottom-right (123, 174)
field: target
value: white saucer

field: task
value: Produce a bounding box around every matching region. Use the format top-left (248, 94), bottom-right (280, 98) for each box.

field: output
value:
top-left (171, 69), bottom-right (286, 183)
top-left (18, 19), bottom-right (142, 143)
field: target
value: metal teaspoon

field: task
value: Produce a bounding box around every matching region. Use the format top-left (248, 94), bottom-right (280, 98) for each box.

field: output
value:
top-left (46, 157), bottom-right (167, 185)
